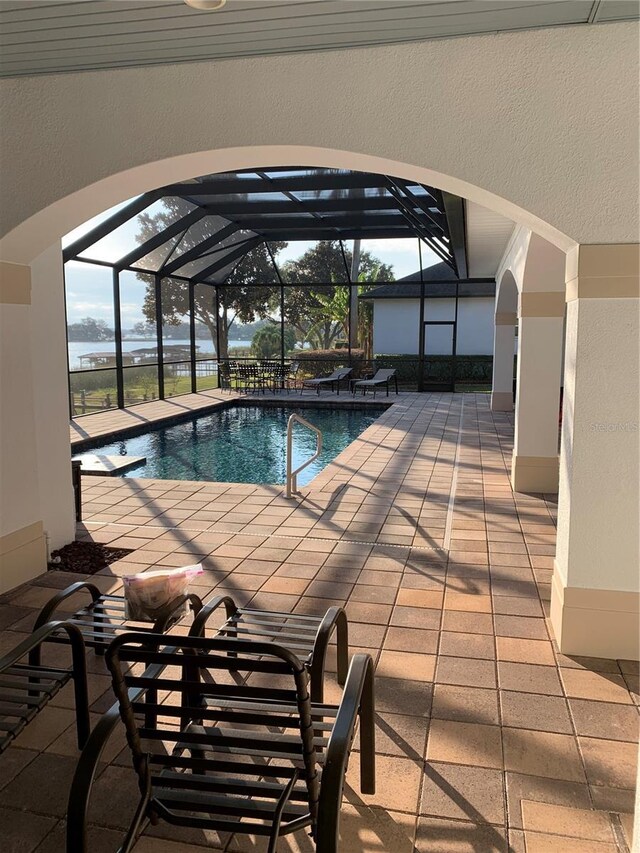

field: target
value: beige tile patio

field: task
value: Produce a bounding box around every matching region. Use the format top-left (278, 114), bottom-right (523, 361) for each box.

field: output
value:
top-left (0, 391), bottom-right (633, 853)
top-left (502, 729), bottom-right (586, 782)
top-left (427, 719), bottom-right (503, 769)
top-left (520, 800), bottom-right (614, 842)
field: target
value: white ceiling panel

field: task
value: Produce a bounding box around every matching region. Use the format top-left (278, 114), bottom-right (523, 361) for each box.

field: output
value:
top-left (465, 201), bottom-right (515, 278)
top-left (0, 0), bottom-right (637, 78)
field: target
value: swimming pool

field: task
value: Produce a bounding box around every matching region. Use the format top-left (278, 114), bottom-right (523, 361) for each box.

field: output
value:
top-left (78, 404), bottom-right (384, 486)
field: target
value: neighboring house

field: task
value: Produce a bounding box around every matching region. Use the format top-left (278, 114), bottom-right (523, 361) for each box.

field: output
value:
top-left (360, 262), bottom-right (496, 356)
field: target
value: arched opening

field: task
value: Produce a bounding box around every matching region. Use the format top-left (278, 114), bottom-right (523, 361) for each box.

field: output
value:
top-left (0, 145), bottom-right (576, 265)
top-left (495, 268), bottom-right (519, 313)
top-left (3, 146), bottom-right (637, 671)
top-left (491, 269), bottom-right (518, 412)
top-left (5, 150), bottom-right (574, 567)
top-left (60, 164), bottom-right (510, 412)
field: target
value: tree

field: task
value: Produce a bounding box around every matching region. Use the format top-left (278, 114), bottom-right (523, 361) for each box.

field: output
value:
top-left (281, 241), bottom-right (393, 350)
top-left (134, 198), bottom-right (286, 359)
top-left (66, 317), bottom-right (114, 342)
top-left (251, 323), bottom-right (296, 359)
top-left (130, 321), bottom-right (155, 338)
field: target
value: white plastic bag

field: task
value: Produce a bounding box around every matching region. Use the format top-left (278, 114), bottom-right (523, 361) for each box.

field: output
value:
top-left (123, 564), bottom-right (203, 623)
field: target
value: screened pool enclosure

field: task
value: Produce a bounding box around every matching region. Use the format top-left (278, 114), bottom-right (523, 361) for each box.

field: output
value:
top-left (63, 168), bottom-right (494, 415)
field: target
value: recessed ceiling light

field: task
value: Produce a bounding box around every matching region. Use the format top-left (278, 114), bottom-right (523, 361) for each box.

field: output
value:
top-left (184, 0), bottom-right (227, 10)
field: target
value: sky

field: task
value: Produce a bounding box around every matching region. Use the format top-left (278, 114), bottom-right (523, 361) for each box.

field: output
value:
top-left (63, 197), bottom-right (441, 327)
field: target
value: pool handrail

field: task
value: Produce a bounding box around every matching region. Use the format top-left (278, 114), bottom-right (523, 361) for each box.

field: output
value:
top-left (286, 412), bottom-right (322, 498)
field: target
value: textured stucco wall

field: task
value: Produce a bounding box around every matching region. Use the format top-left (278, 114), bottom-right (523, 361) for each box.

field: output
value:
top-left (556, 296), bottom-right (640, 592)
top-left (30, 244), bottom-right (75, 550)
top-left (0, 301), bottom-right (40, 537)
top-left (0, 20), bottom-right (638, 261)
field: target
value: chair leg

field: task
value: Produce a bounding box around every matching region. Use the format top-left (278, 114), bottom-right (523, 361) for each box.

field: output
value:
top-left (358, 659), bottom-right (376, 795)
top-left (119, 789), bottom-right (151, 853)
top-left (316, 655), bottom-right (375, 853)
top-left (70, 646), bottom-right (90, 749)
top-left (266, 771), bottom-right (299, 853)
top-left (66, 705), bottom-right (126, 853)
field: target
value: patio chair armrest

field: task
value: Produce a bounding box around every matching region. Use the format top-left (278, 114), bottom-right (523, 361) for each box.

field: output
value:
top-left (309, 606), bottom-right (348, 703)
top-left (0, 619), bottom-right (86, 672)
top-left (33, 581), bottom-right (102, 631)
top-left (188, 594), bottom-right (238, 637)
top-left (316, 653), bottom-right (375, 853)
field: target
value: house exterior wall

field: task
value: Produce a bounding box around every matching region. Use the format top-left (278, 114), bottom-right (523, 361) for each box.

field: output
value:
top-left (372, 301), bottom-right (420, 354)
top-left (372, 297), bottom-right (495, 355)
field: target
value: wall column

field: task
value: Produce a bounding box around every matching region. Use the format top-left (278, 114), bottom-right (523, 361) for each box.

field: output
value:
top-left (30, 244), bottom-right (75, 551)
top-left (0, 261), bottom-right (46, 592)
top-left (551, 244), bottom-right (639, 659)
top-left (490, 311), bottom-right (516, 411)
top-left (511, 291), bottom-right (565, 492)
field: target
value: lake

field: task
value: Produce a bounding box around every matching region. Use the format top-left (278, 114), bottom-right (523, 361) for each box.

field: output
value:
top-left (67, 339), bottom-right (249, 369)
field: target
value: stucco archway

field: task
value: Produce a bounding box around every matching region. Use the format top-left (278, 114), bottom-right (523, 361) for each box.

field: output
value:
top-left (491, 269), bottom-right (518, 412)
top-left (0, 145), bottom-right (577, 266)
top-left (495, 268), bottom-right (519, 312)
top-left (3, 142), bottom-right (579, 583)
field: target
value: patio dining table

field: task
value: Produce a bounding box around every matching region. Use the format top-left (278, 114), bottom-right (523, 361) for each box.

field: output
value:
top-left (230, 361), bottom-right (293, 392)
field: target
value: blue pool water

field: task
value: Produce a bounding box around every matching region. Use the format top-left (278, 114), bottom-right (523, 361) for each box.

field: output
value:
top-left (81, 405), bottom-right (384, 486)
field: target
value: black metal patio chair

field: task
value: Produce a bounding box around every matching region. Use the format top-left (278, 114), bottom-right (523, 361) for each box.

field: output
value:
top-left (0, 620), bottom-right (90, 752)
top-left (35, 584), bottom-right (348, 702)
top-left (33, 580), bottom-right (204, 656)
top-left (268, 361), bottom-right (290, 392)
top-left (285, 361), bottom-right (301, 392)
top-left (217, 361), bottom-right (232, 392)
top-left (67, 633), bottom-right (375, 853)
top-left (189, 594), bottom-right (349, 702)
top-left (237, 362), bottom-right (267, 394)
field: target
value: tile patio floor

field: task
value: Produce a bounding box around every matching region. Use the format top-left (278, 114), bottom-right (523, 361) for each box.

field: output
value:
top-left (2, 391), bottom-right (638, 852)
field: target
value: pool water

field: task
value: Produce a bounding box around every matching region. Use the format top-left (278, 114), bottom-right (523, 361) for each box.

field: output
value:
top-left (81, 405), bottom-right (384, 486)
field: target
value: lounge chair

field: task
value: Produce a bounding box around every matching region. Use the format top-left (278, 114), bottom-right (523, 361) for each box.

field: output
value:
top-left (0, 620), bottom-right (90, 752)
top-left (67, 633), bottom-right (375, 853)
top-left (300, 366), bottom-right (352, 395)
top-left (351, 368), bottom-right (398, 397)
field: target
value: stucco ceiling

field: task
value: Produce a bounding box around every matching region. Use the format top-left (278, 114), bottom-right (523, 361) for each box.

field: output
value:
top-left (0, 0), bottom-right (637, 78)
